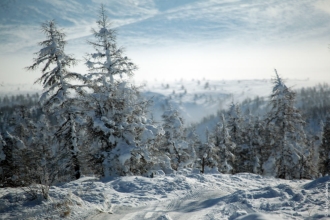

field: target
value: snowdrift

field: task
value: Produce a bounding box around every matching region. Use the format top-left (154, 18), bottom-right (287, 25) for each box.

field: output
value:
top-left (1, 171), bottom-right (329, 219)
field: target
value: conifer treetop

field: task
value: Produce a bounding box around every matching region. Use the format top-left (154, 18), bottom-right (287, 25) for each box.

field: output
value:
top-left (27, 20), bottom-right (76, 89)
top-left (26, 20), bottom-right (88, 111)
top-left (86, 4), bottom-right (137, 85)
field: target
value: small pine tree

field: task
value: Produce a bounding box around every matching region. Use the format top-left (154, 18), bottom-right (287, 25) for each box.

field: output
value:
top-left (55, 112), bottom-right (81, 180)
top-left (199, 128), bottom-right (218, 173)
top-left (186, 127), bottom-right (199, 169)
top-left (249, 116), bottom-right (265, 174)
top-left (0, 134), bottom-right (5, 163)
top-left (216, 114), bottom-right (236, 174)
top-left (161, 107), bottom-right (191, 170)
top-left (319, 116), bottom-right (330, 176)
top-left (227, 102), bottom-right (246, 173)
top-left (227, 102), bottom-right (243, 144)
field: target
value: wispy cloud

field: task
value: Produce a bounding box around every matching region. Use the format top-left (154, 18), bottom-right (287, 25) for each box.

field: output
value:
top-left (1, 0), bottom-right (330, 84)
top-left (2, 0), bottom-right (330, 53)
top-left (0, 0), bottom-right (160, 54)
top-left (117, 0), bottom-right (330, 47)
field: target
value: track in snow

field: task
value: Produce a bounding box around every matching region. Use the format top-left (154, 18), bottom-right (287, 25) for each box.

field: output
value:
top-left (87, 184), bottom-right (229, 220)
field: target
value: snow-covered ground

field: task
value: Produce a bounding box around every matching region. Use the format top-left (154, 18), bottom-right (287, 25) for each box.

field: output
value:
top-left (1, 171), bottom-right (329, 219)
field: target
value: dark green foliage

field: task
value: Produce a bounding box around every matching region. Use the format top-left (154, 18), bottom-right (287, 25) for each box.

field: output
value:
top-left (319, 116), bottom-right (330, 176)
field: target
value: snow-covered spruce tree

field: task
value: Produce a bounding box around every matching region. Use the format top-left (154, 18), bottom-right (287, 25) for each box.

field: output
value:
top-left (12, 107), bottom-right (40, 183)
top-left (0, 111), bottom-right (12, 188)
top-left (191, 128), bottom-right (203, 172)
top-left (186, 127), bottom-right (199, 170)
top-left (143, 124), bottom-right (172, 175)
top-left (307, 120), bottom-right (324, 178)
top-left (31, 114), bottom-right (57, 190)
top-left (84, 5), bottom-right (161, 177)
top-left (227, 102), bottom-right (247, 173)
top-left (0, 107), bottom-right (37, 187)
top-left (265, 70), bottom-right (308, 179)
top-left (0, 133), bottom-right (6, 186)
top-left (0, 106), bottom-right (54, 199)
top-left (0, 132), bottom-right (8, 187)
top-left (27, 20), bottom-right (87, 181)
top-left (0, 106), bottom-right (54, 189)
top-left (248, 116), bottom-right (265, 174)
top-left (55, 112), bottom-right (80, 180)
top-left (319, 116), bottom-right (330, 176)
top-left (301, 138), bottom-right (318, 179)
top-left (0, 131), bottom-right (27, 187)
top-left (214, 114), bottom-right (236, 174)
top-left (0, 134), bottom-right (5, 164)
top-left (86, 82), bottom-right (163, 176)
top-left (262, 120), bottom-right (278, 176)
top-left (227, 102), bottom-right (243, 144)
top-left (199, 128), bottom-right (218, 173)
top-left (161, 107), bottom-right (193, 171)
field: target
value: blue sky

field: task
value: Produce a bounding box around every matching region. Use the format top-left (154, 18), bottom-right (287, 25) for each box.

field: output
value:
top-left (1, 0), bottom-right (330, 84)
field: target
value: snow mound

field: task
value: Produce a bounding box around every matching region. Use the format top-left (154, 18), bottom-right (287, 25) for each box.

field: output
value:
top-left (235, 213), bottom-right (280, 220)
top-left (303, 175), bottom-right (330, 190)
top-left (0, 173), bottom-right (329, 219)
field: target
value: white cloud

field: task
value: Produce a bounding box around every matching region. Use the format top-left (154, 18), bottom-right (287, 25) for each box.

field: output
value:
top-left (314, 0), bottom-right (330, 14)
top-left (91, 0), bottom-right (158, 17)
